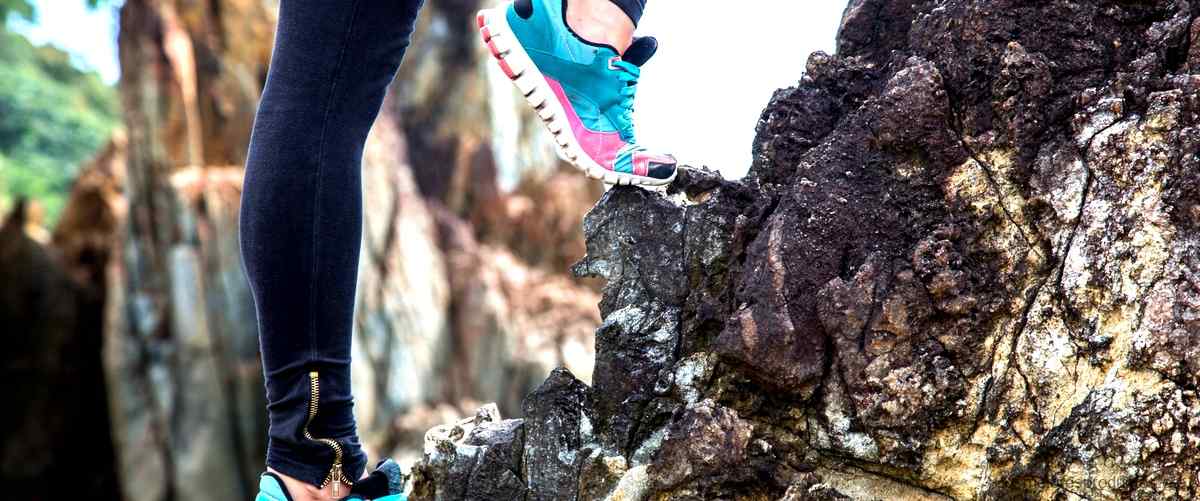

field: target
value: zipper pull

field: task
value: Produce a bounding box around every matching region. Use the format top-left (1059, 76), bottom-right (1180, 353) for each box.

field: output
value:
top-left (330, 462), bottom-right (344, 498)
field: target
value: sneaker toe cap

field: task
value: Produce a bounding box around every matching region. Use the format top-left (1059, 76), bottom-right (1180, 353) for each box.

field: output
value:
top-left (630, 151), bottom-right (677, 180)
top-left (647, 160), bottom-right (677, 180)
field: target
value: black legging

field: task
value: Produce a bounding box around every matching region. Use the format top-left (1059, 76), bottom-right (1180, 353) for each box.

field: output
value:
top-left (240, 0), bottom-right (647, 487)
top-left (609, 0), bottom-right (646, 25)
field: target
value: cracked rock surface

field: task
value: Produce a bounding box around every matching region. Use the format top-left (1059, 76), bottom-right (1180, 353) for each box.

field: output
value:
top-left (412, 0), bottom-right (1200, 499)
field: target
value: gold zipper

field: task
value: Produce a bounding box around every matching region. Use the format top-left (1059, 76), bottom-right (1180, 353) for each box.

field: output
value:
top-left (304, 371), bottom-right (352, 498)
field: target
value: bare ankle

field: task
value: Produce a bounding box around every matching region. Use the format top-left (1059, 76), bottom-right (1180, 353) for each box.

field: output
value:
top-left (267, 467), bottom-right (352, 501)
top-left (565, 0), bottom-right (635, 53)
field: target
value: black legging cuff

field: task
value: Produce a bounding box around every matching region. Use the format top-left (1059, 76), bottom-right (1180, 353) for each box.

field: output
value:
top-left (608, 0), bottom-right (645, 26)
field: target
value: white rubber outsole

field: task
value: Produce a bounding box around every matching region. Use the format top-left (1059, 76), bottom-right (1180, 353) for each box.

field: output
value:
top-left (477, 8), bottom-right (675, 187)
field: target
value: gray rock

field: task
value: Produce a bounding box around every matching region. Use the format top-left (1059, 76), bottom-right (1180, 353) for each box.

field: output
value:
top-left (523, 368), bottom-right (592, 501)
top-left (414, 1), bottom-right (1200, 499)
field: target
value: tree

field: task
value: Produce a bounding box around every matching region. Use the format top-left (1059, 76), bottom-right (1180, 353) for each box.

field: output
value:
top-left (0, 0), bottom-right (33, 25)
top-left (0, 1), bottom-right (119, 221)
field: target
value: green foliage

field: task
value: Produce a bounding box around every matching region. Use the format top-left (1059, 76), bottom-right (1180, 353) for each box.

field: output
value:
top-left (0, 0), bottom-right (34, 25)
top-left (0, 26), bottom-right (120, 222)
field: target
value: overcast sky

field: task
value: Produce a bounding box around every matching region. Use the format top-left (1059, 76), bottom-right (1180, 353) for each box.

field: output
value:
top-left (9, 0), bottom-right (123, 82)
top-left (637, 1), bottom-right (843, 177)
top-left (12, 0), bottom-right (846, 179)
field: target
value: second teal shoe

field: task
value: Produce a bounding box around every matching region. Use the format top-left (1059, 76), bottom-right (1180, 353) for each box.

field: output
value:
top-left (341, 459), bottom-right (407, 501)
top-left (255, 472), bottom-right (293, 501)
top-left (477, 0), bottom-right (678, 186)
top-left (254, 459), bottom-right (406, 501)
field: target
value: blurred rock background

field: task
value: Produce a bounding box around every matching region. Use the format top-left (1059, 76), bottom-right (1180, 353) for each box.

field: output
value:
top-left (0, 0), bottom-right (602, 499)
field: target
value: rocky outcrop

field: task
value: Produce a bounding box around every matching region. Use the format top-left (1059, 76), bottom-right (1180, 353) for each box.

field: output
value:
top-left (412, 1), bottom-right (1200, 499)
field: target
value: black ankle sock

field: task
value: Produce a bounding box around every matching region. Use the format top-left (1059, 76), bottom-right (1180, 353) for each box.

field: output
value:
top-left (606, 0), bottom-right (644, 26)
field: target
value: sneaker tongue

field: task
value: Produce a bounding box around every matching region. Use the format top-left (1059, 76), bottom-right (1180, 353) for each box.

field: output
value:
top-left (622, 36), bottom-right (658, 67)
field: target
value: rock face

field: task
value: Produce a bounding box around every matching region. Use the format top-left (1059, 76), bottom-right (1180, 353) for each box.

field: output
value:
top-left (412, 1), bottom-right (1200, 499)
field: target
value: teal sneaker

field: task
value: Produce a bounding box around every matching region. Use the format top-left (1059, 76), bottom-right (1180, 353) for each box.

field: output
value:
top-left (477, 0), bottom-right (678, 186)
top-left (255, 472), bottom-right (293, 501)
top-left (341, 459), bottom-right (406, 501)
top-left (254, 459), bottom-right (407, 501)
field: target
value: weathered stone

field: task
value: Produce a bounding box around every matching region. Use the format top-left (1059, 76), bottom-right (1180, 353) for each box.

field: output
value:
top-left (523, 368), bottom-right (592, 500)
top-left (648, 400), bottom-right (752, 489)
top-left (779, 473), bottom-right (851, 501)
top-left (413, 0), bottom-right (1200, 499)
top-left (1189, 18), bottom-right (1200, 72)
top-left (457, 415), bottom-right (528, 501)
top-left (411, 405), bottom-right (526, 501)
top-left (573, 187), bottom-right (689, 315)
top-left (588, 304), bottom-right (680, 455)
top-left (577, 450), bottom-right (628, 501)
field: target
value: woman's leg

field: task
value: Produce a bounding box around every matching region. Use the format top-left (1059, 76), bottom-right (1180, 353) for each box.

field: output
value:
top-left (239, 0), bottom-right (424, 496)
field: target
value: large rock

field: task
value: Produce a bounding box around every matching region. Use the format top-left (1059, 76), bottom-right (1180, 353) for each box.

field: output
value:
top-left (413, 0), bottom-right (1200, 499)
top-left (409, 404), bottom-right (528, 501)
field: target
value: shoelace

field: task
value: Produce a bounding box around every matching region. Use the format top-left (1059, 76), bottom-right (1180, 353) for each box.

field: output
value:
top-left (610, 57), bottom-right (641, 140)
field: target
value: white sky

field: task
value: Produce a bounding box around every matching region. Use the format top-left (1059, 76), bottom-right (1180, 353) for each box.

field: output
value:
top-left (10, 0), bottom-right (123, 83)
top-left (11, 0), bottom-right (845, 179)
top-left (637, 1), bottom-right (843, 178)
